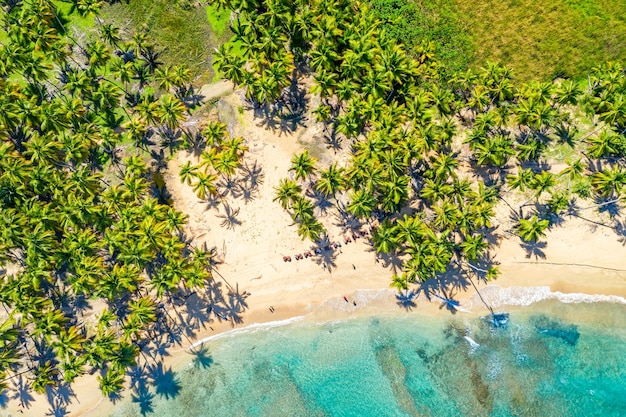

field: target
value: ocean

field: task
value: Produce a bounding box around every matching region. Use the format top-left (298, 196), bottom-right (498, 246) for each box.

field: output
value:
top-left (107, 288), bottom-right (626, 417)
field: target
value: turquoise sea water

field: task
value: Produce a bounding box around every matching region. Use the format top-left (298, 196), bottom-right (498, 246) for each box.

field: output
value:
top-left (109, 299), bottom-right (626, 417)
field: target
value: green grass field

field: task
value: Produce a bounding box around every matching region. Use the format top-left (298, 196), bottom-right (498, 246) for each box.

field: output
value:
top-left (371, 0), bottom-right (626, 81)
top-left (102, 0), bottom-right (231, 85)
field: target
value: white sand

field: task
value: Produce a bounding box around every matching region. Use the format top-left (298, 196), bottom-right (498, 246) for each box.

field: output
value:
top-left (2, 88), bottom-right (625, 417)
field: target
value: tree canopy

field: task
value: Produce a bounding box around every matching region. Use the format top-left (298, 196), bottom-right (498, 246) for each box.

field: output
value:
top-left (0, 0), bottom-right (216, 400)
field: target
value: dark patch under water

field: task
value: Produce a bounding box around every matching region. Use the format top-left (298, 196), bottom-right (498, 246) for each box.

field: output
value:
top-left (107, 302), bottom-right (626, 417)
top-left (530, 314), bottom-right (580, 346)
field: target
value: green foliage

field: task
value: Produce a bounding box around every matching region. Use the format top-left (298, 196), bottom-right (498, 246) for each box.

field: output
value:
top-left (371, 0), bottom-right (626, 81)
top-left (0, 0), bottom-right (216, 400)
top-left (369, 0), bottom-right (472, 77)
top-left (102, 0), bottom-right (218, 82)
top-left (53, 0), bottom-right (95, 31)
top-left (445, 0), bottom-right (626, 81)
top-left (206, 4), bottom-right (230, 36)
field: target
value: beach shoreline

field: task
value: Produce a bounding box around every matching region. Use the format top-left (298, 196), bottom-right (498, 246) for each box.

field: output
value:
top-left (3, 256), bottom-right (624, 417)
top-left (3, 88), bottom-right (626, 417)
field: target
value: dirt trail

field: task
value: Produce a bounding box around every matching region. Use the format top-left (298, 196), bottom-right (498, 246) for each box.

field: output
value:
top-left (197, 80), bottom-right (233, 102)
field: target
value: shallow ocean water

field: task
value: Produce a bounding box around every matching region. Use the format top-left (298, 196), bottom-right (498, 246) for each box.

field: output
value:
top-left (108, 299), bottom-right (626, 417)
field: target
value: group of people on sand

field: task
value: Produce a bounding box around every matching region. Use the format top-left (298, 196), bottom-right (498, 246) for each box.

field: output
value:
top-left (281, 227), bottom-right (375, 263)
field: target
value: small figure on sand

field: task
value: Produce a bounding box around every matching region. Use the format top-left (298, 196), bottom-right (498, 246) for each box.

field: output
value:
top-left (353, 301), bottom-right (357, 306)
top-left (269, 306), bottom-right (275, 313)
top-left (343, 296), bottom-right (349, 303)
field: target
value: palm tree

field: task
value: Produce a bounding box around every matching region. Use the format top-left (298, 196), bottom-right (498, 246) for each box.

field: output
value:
top-left (290, 150), bottom-right (317, 183)
top-left (546, 191), bottom-right (570, 215)
top-left (291, 196), bottom-right (315, 223)
top-left (380, 174), bottom-right (410, 213)
top-left (420, 178), bottom-right (453, 203)
top-left (516, 215), bottom-right (550, 242)
top-left (460, 234), bottom-right (488, 261)
top-left (191, 172), bottom-right (218, 199)
top-left (555, 79), bottom-right (581, 106)
top-left (97, 368), bottom-right (125, 398)
top-left (179, 161), bottom-right (199, 185)
top-left (507, 167), bottom-right (535, 192)
top-left (586, 130), bottom-right (623, 159)
top-left (429, 152), bottom-right (458, 181)
top-left (31, 362), bottom-right (59, 394)
top-left (33, 309), bottom-right (67, 342)
top-left (273, 178), bottom-right (302, 209)
top-left (591, 166), bottom-right (626, 197)
top-left (202, 121), bottom-right (228, 146)
top-left (559, 158), bottom-right (586, 184)
top-left (346, 189), bottom-right (376, 219)
top-left (157, 94), bottom-right (186, 131)
top-left (213, 150), bottom-right (240, 178)
top-left (471, 134), bottom-right (515, 167)
top-left (372, 219), bottom-right (399, 254)
top-left (315, 163), bottom-right (344, 198)
top-left (297, 218), bottom-right (325, 241)
top-left (530, 171), bottom-right (556, 200)
top-left (516, 137), bottom-right (545, 162)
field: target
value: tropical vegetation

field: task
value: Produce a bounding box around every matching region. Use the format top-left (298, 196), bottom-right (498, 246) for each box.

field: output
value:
top-left (0, 0), bottom-right (219, 400)
top-left (210, 0), bottom-right (626, 292)
top-left (2, 0), bottom-right (626, 405)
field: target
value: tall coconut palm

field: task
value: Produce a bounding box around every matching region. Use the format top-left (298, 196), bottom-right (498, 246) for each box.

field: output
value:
top-left (346, 188), bottom-right (376, 219)
top-left (289, 150), bottom-right (317, 183)
top-left (191, 172), bottom-right (218, 199)
top-left (516, 215), bottom-right (550, 242)
top-left (591, 166), bottom-right (626, 197)
top-left (315, 163), bottom-right (344, 198)
top-left (372, 219), bottom-right (399, 254)
top-left (273, 178), bottom-right (302, 209)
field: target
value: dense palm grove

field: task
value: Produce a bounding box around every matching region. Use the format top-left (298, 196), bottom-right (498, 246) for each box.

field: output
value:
top-left (0, 0), bottom-right (221, 399)
top-left (1, 0), bottom-right (626, 405)
top-left (212, 0), bottom-right (626, 289)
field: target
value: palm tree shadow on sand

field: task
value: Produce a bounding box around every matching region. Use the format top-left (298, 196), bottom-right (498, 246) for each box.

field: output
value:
top-left (216, 202), bottom-right (242, 230)
top-left (190, 345), bottom-right (214, 369)
top-left (38, 381), bottom-right (81, 417)
top-left (520, 240), bottom-right (547, 259)
top-left (417, 266), bottom-right (470, 314)
top-left (247, 80), bottom-right (309, 136)
top-left (11, 376), bottom-right (35, 409)
top-left (310, 235), bottom-right (340, 272)
top-left (395, 290), bottom-right (418, 311)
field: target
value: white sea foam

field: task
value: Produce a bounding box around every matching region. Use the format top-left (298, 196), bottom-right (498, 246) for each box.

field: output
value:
top-left (464, 336), bottom-right (480, 349)
top-left (475, 285), bottom-right (626, 309)
top-left (187, 315), bottom-right (306, 350)
top-left (317, 288), bottom-right (399, 311)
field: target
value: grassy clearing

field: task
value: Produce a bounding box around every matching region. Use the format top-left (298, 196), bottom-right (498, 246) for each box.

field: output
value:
top-left (371, 0), bottom-right (626, 81)
top-left (53, 1), bottom-right (95, 32)
top-left (451, 0), bottom-right (626, 81)
top-left (101, 0), bottom-right (223, 85)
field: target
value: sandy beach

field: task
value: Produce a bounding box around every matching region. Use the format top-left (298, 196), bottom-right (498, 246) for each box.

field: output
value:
top-left (2, 87), bottom-right (625, 417)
